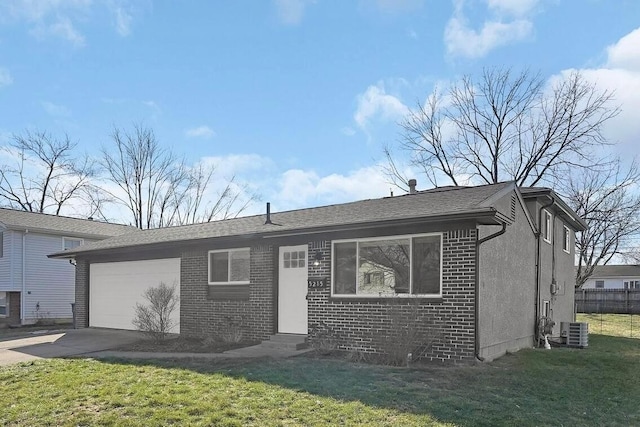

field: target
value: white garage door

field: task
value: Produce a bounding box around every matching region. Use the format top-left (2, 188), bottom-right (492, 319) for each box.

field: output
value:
top-left (89, 258), bottom-right (180, 332)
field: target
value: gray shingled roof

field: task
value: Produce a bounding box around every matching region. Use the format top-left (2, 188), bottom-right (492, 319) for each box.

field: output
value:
top-left (590, 265), bottom-right (640, 278)
top-left (519, 186), bottom-right (587, 230)
top-left (50, 182), bottom-right (515, 258)
top-left (0, 208), bottom-right (135, 238)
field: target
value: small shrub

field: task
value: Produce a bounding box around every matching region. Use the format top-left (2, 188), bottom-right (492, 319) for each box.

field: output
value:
top-left (32, 302), bottom-right (54, 326)
top-left (220, 315), bottom-right (244, 343)
top-left (309, 321), bottom-right (338, 354)
top-left (132, 282), bottom-right (179, 343)
top-left (376, 300), bottom-right (443, 366)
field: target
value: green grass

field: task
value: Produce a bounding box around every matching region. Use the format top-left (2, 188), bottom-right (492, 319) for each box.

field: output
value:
top-left (1, 334), bottom-right (639, 426)
top-left (577, 313), bottom-right (640, 338)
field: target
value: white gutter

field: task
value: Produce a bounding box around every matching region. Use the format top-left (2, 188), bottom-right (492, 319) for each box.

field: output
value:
top-left (21, 229), bottom-right (27, 323)
top-left (9, 231), bottom-right (14, 300)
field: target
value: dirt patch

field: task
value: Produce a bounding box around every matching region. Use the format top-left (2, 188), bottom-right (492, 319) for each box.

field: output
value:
top-left (114, 336), bottom-right (261, 353)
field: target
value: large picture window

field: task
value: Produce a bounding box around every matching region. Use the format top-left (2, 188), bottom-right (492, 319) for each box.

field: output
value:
top-left (208, 248), bottom-right (250, 284)
top-left (332, 234), bottom-right (442, 297)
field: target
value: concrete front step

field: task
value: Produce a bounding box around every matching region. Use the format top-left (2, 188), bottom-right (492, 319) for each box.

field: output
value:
top-left (261, 334), bottom-right (308, 350)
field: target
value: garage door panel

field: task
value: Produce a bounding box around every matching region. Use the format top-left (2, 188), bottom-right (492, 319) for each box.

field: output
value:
top-left (89, 258), bottom-right (180, 332)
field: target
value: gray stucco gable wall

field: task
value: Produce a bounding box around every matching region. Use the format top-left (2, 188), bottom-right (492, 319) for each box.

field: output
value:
top-left (477, 189), bottom-right (538, 360)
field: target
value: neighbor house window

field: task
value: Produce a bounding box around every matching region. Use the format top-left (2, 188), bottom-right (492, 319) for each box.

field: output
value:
top-left (63, 237), bottom-right (83, 251)
top-left (595, 280), bottom-right (604, 289)
top-left (0, 291), bottom-right (6, 316)
top-left (332, 233), bottom-right (442, 297)
top-left (563, 226), bottom-right (571, 253)
top-left (624, 281), bottom-right (640, 290)
top-left (543, 210), bottom-right (552, 243)
top-left (208, 248), bottom-right (250, 284)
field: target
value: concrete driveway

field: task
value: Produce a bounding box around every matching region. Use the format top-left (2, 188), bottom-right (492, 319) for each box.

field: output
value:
top-left (0, 328), bottom-right (144, 366)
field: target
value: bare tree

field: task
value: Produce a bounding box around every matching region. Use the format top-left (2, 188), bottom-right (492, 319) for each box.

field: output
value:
top-left (100, 124), bottom-right (255, 229)
top-left (386, 67), bottom-right (628, 286)
top-left (386, 68), bottom-right (619, 188)
top-left (565, 159), bottom-right (640, 287)
top-left (0, 130), bottom-right (95, 214)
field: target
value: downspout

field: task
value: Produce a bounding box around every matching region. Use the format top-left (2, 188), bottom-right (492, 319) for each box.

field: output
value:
top-left (21, 229), bottom-right (28, 324)
top-left (535, 196), bottom-right (555, 346)
top-left (475, 221), bottom-right (507, 361)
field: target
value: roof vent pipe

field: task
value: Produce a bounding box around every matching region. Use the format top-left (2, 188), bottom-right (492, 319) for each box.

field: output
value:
top-left (408, 179), bottom-right (417, 194)
top-left (265, 202), bottom-right (272, 225)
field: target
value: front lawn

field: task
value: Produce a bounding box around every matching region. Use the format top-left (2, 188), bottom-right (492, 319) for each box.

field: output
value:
top-left (1, 334), bottom-right (638, 426)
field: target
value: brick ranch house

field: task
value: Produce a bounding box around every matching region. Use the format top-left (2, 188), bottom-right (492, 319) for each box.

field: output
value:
top-left (50, 181), bottom-right (586, 362)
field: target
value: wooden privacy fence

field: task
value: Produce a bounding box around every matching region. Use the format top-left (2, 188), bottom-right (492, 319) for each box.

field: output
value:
top-left (575, 289), bottom-right (640, 314)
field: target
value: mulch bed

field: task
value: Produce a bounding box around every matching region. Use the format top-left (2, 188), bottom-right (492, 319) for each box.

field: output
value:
top-left (114, 336), bottom-right (261, 353)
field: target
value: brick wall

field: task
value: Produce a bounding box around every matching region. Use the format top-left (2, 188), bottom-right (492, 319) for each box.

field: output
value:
top-left (180, 245), bottom-right (274, 341)
top-left (307, 229), bottom-right (477, 362)
top-left (74, 260), bottom-right (90, 328)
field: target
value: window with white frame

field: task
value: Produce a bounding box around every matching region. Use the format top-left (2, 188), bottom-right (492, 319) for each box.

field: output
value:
top-left (595, 280), bottom-right (604, 289)
top-left (208, 248), bottom-right (250, 284)
top-left (283, 250), bottom-right (305, 269)
top-left (332, 233), bottom-right (442, 297)
top-left (542, 300), bottom-right (550, 318)
top-left (624, 280), bottom-right (640, 290)
top-left (543, 210), bottom-right (552, 243)
top-left (562, 225), bottom-right (571, 253)
top-left (63, 237), bottom-right (83, 251)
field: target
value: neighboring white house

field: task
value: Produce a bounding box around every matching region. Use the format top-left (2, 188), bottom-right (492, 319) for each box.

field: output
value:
top-left (581, 265), bottom-right (640, 289)
top-left (0, 208), bottom-right (134, 325)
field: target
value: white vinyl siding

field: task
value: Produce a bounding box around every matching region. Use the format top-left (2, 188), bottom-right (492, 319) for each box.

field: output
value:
top-left (0, 230), bottom-right (21, 292)
top-left (22, 233), bottom-right (77, 321)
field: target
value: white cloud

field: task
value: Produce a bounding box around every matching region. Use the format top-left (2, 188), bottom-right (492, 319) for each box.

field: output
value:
top-left (1, 0), bottom-right (139, 45)
top-left (275, 165), bottom-right (392, 210)
top-left (3, 0), bottom-right (90, 46)
top-left (273, 0), bottom-right (310, 25)
top-left (373, 0), bottom-right (424, 14)
top-left (354, 81), bottom-right (409, 131)
top-left (47, 16), bottom-right (85, 46)
top-left (185, 125), bottom-right (216, 139)
top-left (0, 68), bottom-right (13, 87)
top-left (486, 0), bottom-right (538, 17)
top-left (200, 154), bottom-right (276, 179)
top-left (606, 27), bottom-right (640, 71)
top-left (444, 0), bottom-right (535, 59)
top-left (41, 101), bottom-right (72, 117)
top-left (114, 7), bottom-right (133, 36)
top-left (557, 27), bottom-right (640, 157)
top-left (341, 126), bottom-right (356, 136)
top-left (195, 154), bottom-right (394, 214)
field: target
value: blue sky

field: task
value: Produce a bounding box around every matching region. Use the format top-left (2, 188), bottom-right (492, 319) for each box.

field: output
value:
top-left (1, 0), bottom-right (639, 218)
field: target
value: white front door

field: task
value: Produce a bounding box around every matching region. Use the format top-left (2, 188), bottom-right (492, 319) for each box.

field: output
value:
top-left (278, 245), bottom-right (308, 334)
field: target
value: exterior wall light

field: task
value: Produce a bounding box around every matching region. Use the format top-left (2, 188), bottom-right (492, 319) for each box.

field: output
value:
top-left (312, 250), bottom-right (323, 267)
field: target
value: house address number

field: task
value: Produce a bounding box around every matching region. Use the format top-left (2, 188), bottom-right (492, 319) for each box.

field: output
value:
top-left (307, 278), bottom-right (327, 289)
